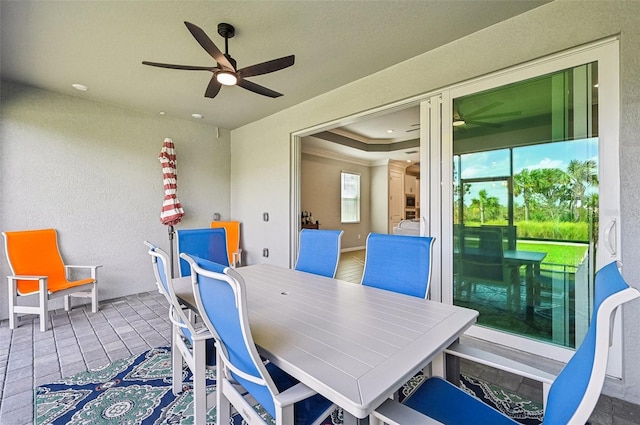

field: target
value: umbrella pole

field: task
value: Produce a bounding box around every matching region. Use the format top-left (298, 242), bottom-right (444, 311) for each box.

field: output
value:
top-left (168, 225), bottom-right (175, 278)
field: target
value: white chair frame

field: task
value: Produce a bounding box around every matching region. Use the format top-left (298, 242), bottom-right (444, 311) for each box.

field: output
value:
top-left (7, 265), bottom-right (100, 332)
top-left (145, 241), bottom-right (216, 425)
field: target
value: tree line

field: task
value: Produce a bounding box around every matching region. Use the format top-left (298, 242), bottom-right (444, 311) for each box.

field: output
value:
top-left (459, 159), bottom-right (598, 224)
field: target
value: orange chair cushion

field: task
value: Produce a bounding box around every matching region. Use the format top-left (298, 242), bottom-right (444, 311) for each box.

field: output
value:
top-left (210, 221), bottom-right (240, 265)
top-left (4, 229), bottom-right (94, 295)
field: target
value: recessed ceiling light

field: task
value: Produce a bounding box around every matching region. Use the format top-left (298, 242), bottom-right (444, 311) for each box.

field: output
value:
top-left (406, 160), bottom-right (412, 163)
top-left (192, 113), bottom-right (203, 119)
top-left (159, 111), bottom-right (166, 115)
top-left (71, 83), bottom-right (88, 91)
top-left (386, 129), bottom-right (394, 133)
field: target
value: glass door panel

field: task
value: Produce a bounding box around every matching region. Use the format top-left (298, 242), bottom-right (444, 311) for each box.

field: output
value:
top-left (452, 63), bottom-right (599, 349)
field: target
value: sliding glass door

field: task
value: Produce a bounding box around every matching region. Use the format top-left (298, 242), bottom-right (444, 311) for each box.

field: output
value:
top-left (452, 63), bottom-right (599, 348)
top-left (431, 39), bottom-right (621, 372)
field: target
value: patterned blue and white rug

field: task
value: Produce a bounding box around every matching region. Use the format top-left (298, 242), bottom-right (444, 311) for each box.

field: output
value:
top-left (35, 347), bottom-right (542, 424)
top-left (35, 346), bottom-right (340, 425)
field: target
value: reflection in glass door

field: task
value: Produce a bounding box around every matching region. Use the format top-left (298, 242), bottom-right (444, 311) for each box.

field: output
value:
top-left (452, 63), bottom-right (599, 349)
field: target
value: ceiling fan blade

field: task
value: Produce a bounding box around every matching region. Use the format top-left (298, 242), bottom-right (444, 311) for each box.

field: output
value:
top-left (142, 61), bottom-right (214, 71)
top-left (470, 111), bottom-right (522, 120)
top-left (205, 76), bottom-right (222, 99)
top-left (237, 79), bottom-right (283, 98)
top-left (184, 21), bottom-right (235, 71)
top-left (464, 101), bottom-right (503, 118)
top-left (238, 55), bottom-right (295, 78)
top-left (464, 120), bottom-right (503, 128)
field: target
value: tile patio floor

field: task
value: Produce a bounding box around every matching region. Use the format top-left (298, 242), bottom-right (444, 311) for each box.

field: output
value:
top-left (0, 291), bottom-right (172, 425)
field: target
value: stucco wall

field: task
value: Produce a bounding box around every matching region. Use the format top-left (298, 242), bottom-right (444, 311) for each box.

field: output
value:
top-left (230, 2), bottom-right (640, 402)
top-left (0, 82), bottom-right (231, 319)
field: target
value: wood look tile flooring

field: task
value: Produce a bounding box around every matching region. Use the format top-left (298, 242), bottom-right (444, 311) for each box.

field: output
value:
top-left (335, 249), bottom-right (365, 283)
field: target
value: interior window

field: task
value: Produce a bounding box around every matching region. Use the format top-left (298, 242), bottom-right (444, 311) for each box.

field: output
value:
top-left (341, 171), bottom-right (361, 223)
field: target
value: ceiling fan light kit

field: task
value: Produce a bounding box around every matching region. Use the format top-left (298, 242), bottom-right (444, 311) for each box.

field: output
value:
top-left (142, 21), bottom-right (295, 99)
top-left (216, 71), bottom-right (237, 86)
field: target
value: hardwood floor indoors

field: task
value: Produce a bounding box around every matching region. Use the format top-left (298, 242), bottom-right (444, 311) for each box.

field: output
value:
top-left (335, 249), bottom-right (365, 283)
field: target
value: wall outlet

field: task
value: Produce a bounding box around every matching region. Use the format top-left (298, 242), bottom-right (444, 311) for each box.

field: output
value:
top-left (263, 248), bottom-right (269, 257)
top-left (263, 212), bottom-right (269, 222)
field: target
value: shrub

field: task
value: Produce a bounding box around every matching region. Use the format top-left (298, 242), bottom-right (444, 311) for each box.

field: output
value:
top-left (515, 221), bottom-right (588, 241)
top-left (465, 220), bottom-right (589, 241)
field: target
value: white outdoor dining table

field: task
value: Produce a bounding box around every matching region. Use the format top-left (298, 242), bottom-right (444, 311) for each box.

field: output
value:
top-left (173, 263), bottom-right (478, 423)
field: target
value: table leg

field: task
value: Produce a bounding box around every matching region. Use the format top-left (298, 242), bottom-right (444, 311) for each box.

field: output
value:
top-left (431, 352), bottom-right (445, 378)
top-left (526, 263), bottom-right (535, 321)
top-left (342, 412), bottom-right (368, 425)
top-left (509, 264), bottom-right (521, 311)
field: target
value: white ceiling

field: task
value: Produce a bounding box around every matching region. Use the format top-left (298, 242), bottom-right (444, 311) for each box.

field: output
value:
top-left (1, 0), bottom-right (548, 132)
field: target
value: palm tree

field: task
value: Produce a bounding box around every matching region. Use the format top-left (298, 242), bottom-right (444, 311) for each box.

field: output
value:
top-left (567, 159), bottom-right (598, 221)
top-left (514, 169), bottom-right (535, 221)
top-left (470, 189), bottom-right (501, 224)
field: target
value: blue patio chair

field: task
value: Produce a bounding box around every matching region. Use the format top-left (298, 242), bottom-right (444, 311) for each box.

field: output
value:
top-left (181, 253), bottom-right (336, 425)
top-left (361, 233), bottom-right (436, 299)
top-left (370, 261), bottom-right (640, 425)
top-left (295, 229), bottom-right (344, 278)
top-left (176, 228), bottom-right (229, 277)
top-left (144, 241), bottom-right (216, 425)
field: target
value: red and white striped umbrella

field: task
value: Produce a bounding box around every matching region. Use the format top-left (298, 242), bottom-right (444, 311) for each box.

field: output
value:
top-left (158, 138), bottom-right (184, 226)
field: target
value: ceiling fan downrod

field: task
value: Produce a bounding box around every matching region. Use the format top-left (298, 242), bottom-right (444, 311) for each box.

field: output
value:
top-left (217, 23), bottom-right (236, 68)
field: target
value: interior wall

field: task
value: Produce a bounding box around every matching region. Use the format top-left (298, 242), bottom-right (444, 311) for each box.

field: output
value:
top-left (0, 81), bottom-right (231, 319)
top-left (370, 163), bottom-right (389, 234)
top-left (230, 2), bottom-right (640, 402)
top-left (301, 153), bottom-right (369, 250)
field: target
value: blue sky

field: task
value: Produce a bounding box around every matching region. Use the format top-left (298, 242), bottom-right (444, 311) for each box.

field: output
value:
top-left (457, 137), bottom-right (598, 205)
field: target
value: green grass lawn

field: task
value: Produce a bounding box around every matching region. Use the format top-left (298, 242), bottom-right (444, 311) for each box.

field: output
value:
top-left (516, 241), bottom-right (588, 268)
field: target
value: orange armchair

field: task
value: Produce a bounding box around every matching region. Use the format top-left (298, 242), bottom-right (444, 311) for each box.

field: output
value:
top-left (2, 228), bottom-right (101, 331)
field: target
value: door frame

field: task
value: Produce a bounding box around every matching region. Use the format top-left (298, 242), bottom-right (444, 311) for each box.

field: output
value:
top-left (290, 97), bottom-right (430, 267)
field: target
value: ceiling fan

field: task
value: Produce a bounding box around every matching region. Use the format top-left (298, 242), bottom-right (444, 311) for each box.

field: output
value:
top-left (142, 21), bottom-right (295, 99)
top-left (453, 101), bottom-right (521, 128)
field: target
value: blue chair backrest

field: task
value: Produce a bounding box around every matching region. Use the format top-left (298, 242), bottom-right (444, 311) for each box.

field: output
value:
top-left (185, 254), bottom-right (279, 418)
top-left (295, 229), bottom-right (344, 278)
top-left (144, 241), bottom-right (194, 341)
top-left (543, 261), bottom-right (639, 424)
top-left (361, 233), bottom-right (435, 299)
top-left (177, 228), bottom-right (229, 276)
